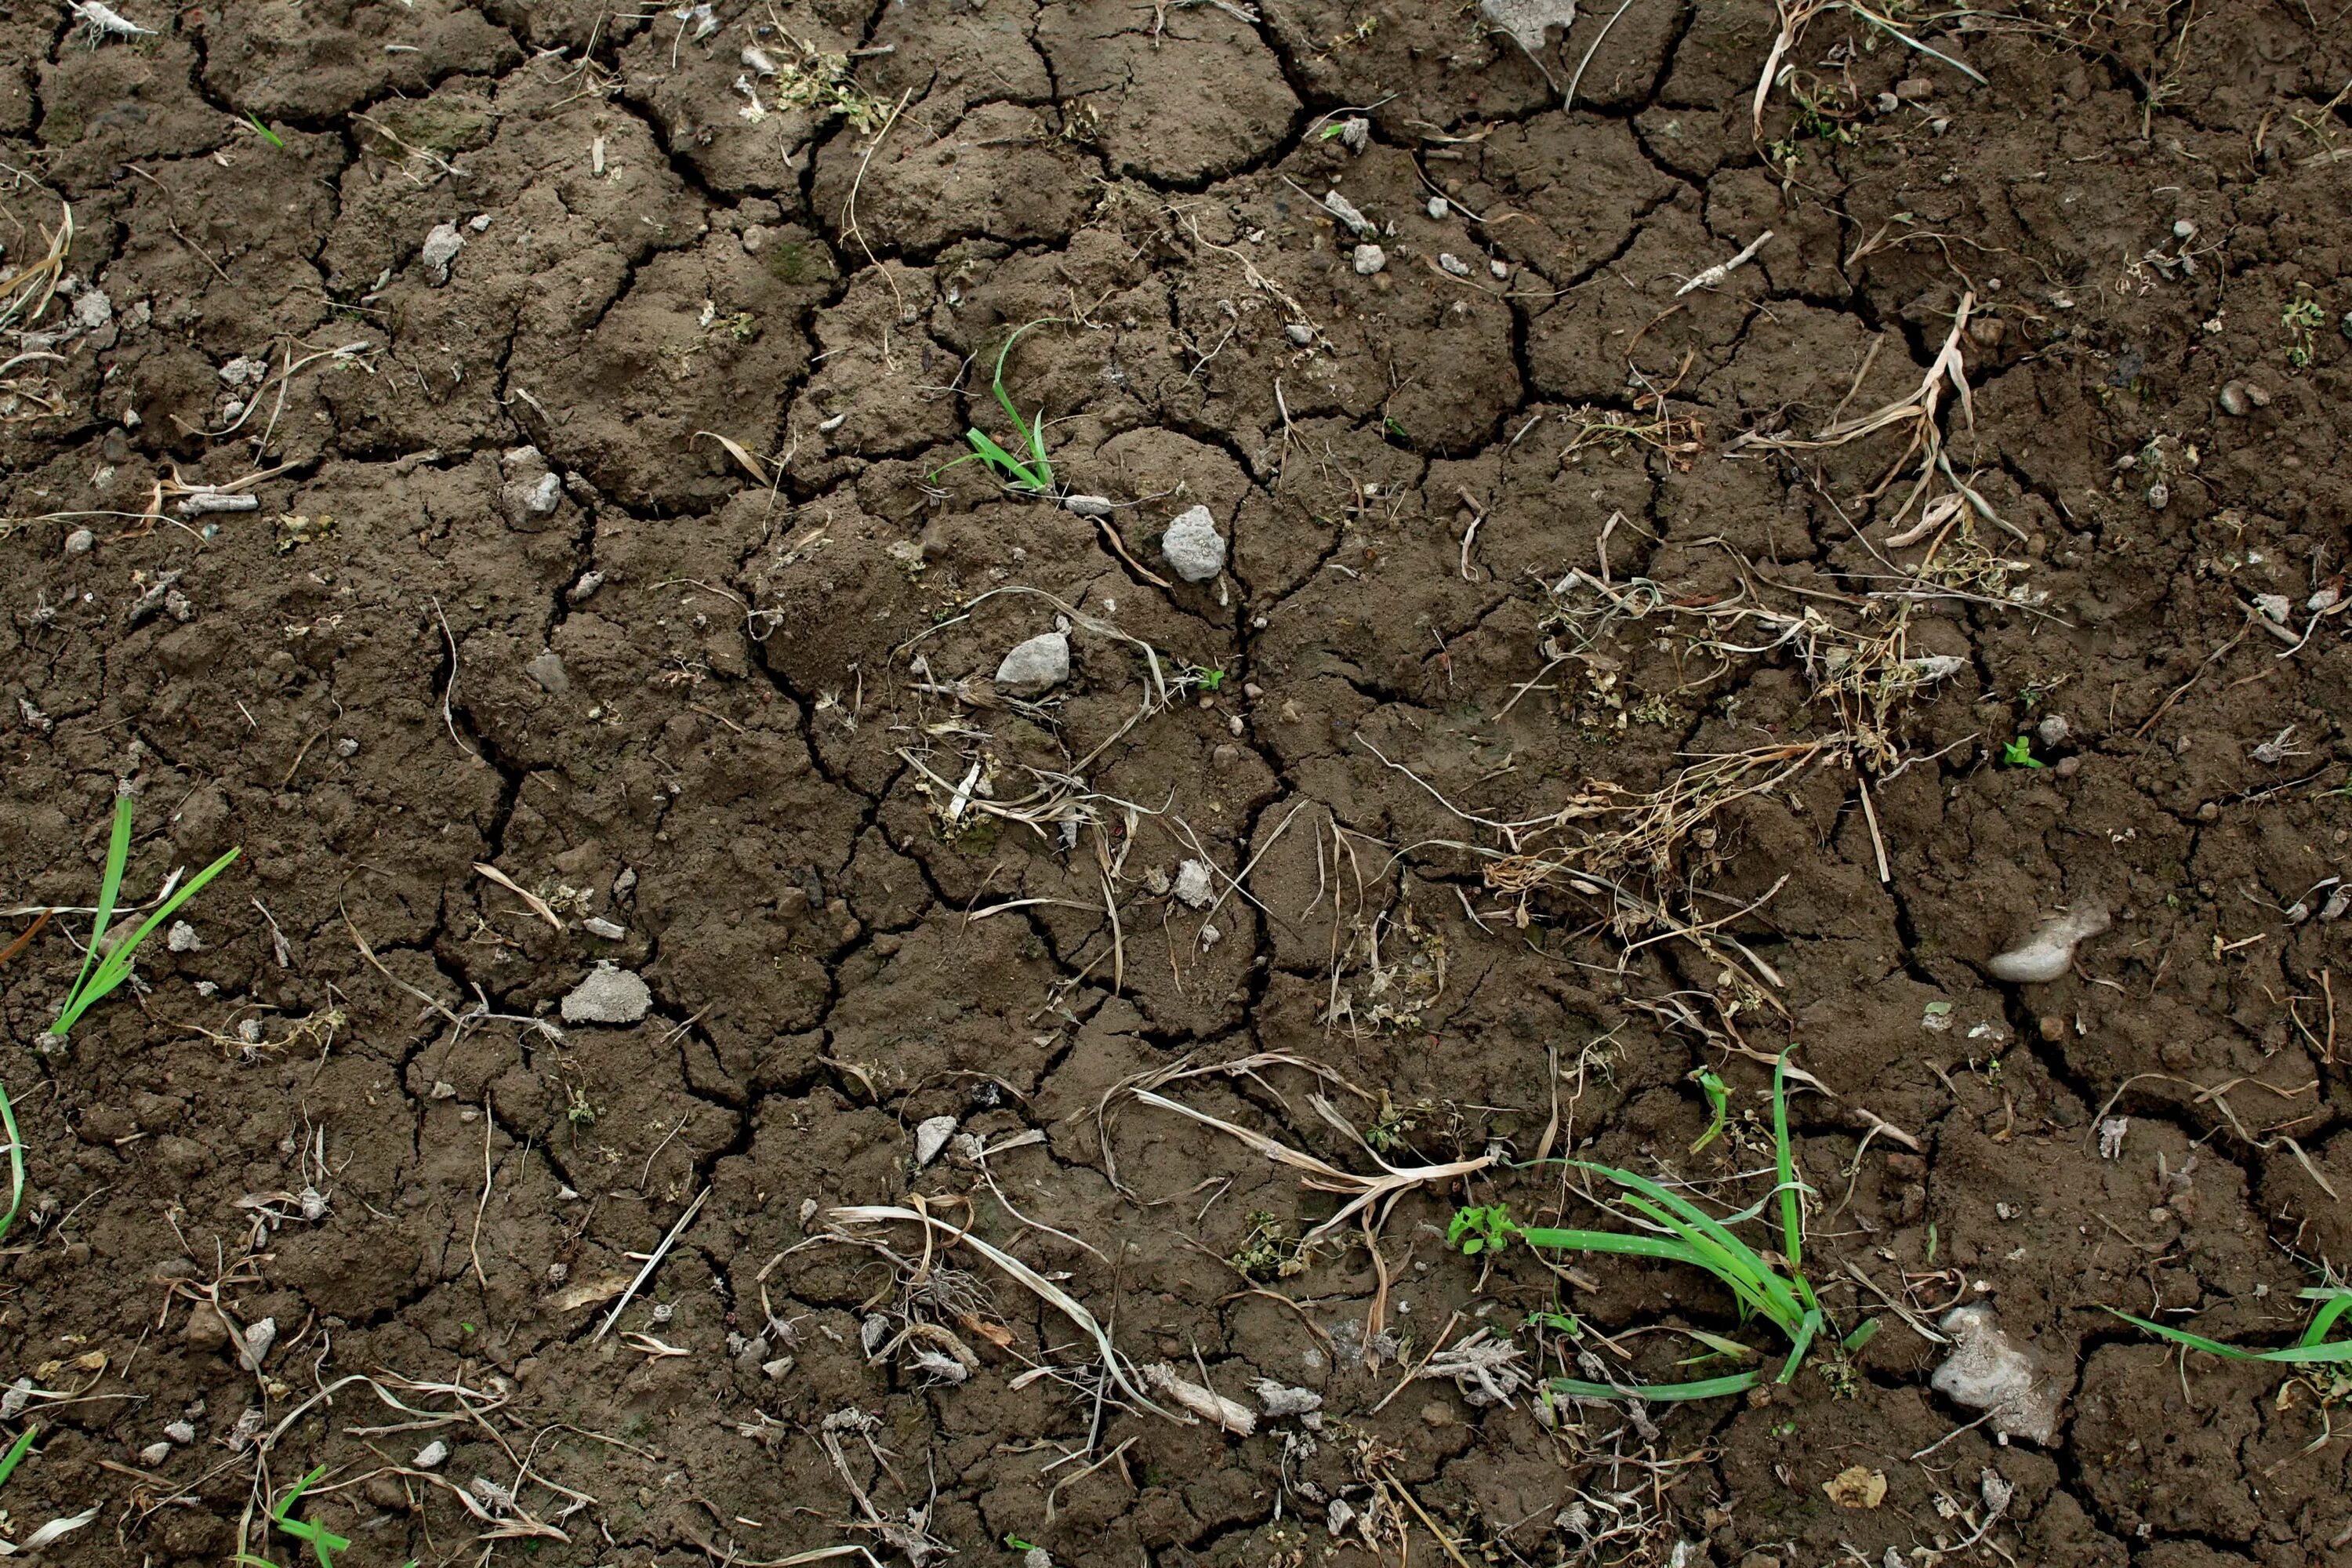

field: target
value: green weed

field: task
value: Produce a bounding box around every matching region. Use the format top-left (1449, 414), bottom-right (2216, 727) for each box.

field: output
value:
top-left (2284, 296), bottom-right (2326, 369)
top-left (0, 1425), bottom-right (36, 1490)
top-left (933, 320), bottom-right (1058, 494)
top-left (243, 111), bottom-right (284, 149)
top-left (15, 793), bottom-right (235, 1249)
top-left (1452, 1055), bottom-right (1875, 1402)
top-left (1689, 1066), bottom-right (1730, 1155)
top-left (2109, 1285), bottom-right (2350, 1376)
top-left (1998, 735), bottom-right (2042, 768)
top-left (259, 1465), bottom-right (350, 1568)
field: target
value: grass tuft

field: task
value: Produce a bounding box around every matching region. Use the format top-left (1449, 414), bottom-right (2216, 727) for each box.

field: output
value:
top-left (932, 319), bottom-right (1058, 495)
top-left (2109, 1286), bottom-right (2351, 1370)
top-left (1454, 1053), bottom-right (1873, 1402)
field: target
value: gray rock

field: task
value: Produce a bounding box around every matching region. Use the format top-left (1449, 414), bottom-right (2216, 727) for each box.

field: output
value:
top-left (1173, 858), bottom-right (1215, 909)
top-left (503, 444), bottom-right (544, 472)
top-left (517, 472), bottom-right (562, 514)
top-left (995, 631), bottom-right (1069, 695)
top-left (583, 916), bottom-right (626, 940)
top-left (524, 652), bottom-right (571, 696)
top-left (1426, 196), bottom-right (1448, 220)
top-left (217, 356), bottom-right (269, 387)
top-left (1932, 1303), bottom-right (2063, 1445)
top-left (64, 528), bottom-right (95, 555)
top-left (1322, 190), bottom-right (1374, 237)
top-left (1285, 322), bottom-right (1314, 345)
top-left (140, 1441), bottom-right (172, 1468)
top-left (1062, 494), bottom-right (1115, 518)
top-left (71, 289), bottom-right (113, 332)
top-left (165, 920), bottom-right (201, 953)
top-left (1479, 0), bottom-right (1577, 54)
top-left (913, 1116), bottom-right (957, 1167)
top-left (561, 962), bottom-right (652, 1025)
top-left (1438, 252), bottom-right (1470, 276)
top-left (1352, 244), bottom-right (1387, 276)
top-left (2034, 714), bottom-right (2069, 748)
top-left (568, 571), bottom-right (605, 604)
top-left (1160, 505), bottom-right (1226, 583)
top-left (419, 223), bottom-right (466, 285)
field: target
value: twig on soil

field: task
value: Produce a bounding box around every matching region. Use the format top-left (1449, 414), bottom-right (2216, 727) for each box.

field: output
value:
top-left (1674, 230), bottom-right (1773, 296)
top-left (427, 596), bottom-right (482, 763)
top-left (595, 1187), bottom-right (708, 1340)
top-left (472, 862), bottom-right (564, 931)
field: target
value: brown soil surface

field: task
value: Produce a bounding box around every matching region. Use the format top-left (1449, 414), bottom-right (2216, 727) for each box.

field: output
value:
top-left (3, 1), bottom-right (2351, 1563)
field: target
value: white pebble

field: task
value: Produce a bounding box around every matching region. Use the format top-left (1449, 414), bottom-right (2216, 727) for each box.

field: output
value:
top-left (1352, 244), bottom-right (1387, 276)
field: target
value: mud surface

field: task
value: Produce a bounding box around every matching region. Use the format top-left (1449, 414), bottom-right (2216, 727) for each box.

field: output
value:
top-left (3, 0), bottom-right (2351, 1563)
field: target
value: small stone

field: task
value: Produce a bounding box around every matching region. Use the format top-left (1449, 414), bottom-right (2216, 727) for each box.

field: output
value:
top-left (2253, 592), bottom-right (2292, 623)
top-left (583, 916), bottom-right (626, 939)
top-left (163, 1420), bottom-right (195, 1445)
top-left (2034, 714), bottom-right (2069, 748)
top-left (64, 528), bottom-right (96, 555)
top-left (1160, 504), bottom-right (1227, 583)
top-left (165, 920), bottom-right (201, 953)
top-left (1426, 196), bottom-right (1448, 220)
top-left (2145, 481), bottom-right (2168, 510)
top-left (334, 737), bottom-right (359, 757)
top-left (1438, 252), bottom-right (1470, 277)
top-left (419, 222), bottom-right (466, 285)
top-left (2037, 1014), bottom-right (2063, 1043)
top-left (1490, 258), bottom-right (1509, 279)
top-left (140, 1440), bottom-right (173, 1467)
top-left (994, 630), bottom-right (1070, 695)
top-left (524, 651), bottom-right (571, 696)
top-left (762, 1356), bottom-right (795, 1380)
top-left (518, 472), bottom-right (561, 514)
top-left (2217, 380), bottom-right (2253, 416)
top-left (1285, 322), bottom-right (1314, 345)
top-left (613, 866), bottom-right (638, 897)
top-left (1322, 190), bottom-right (1374, 237)
top-left (1173, 858), bottom-right (1215, 909)
top-left (71, 289), bottom-right (112, 332)
top-left (1062, 494), bottom-right (1115, 518)
top-left (561, 962), bottom-right (652, 1025)
top-left (239, 1317), bottom-right (278, 1372)
top-left (1254, 1380), bottom-right (1323, 1417)
top-left (1932, 1303), bottom-right (2063, 1444)
top-left (413, 1439), bottom-right (449, 1469)
top-left (2196, 800), bottom-right (2219, 822)
top-left (568, 571), bottom-right (605, 604)
top-left (218, 355), bottom-right (269, 387)
top-left (913, 1116), bottom-right (957, 1168)
top-left (1352, 244), bottom-right (1387, 276)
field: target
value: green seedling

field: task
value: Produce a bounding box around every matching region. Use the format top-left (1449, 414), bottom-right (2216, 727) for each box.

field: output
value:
top-left (1998, 735), bottom-right (2042, 768)
top-left (244, 111), bottom-right (285, 149)
top-left (1689, 1066), bottom-right (1730, 1154)
top-left (935, 320), bottom-right (1058, 494)
top-left (2109, 1286), bottom-right (2351, 1375)
top-left (1454, 1054), bottom-right (1873, 1402)
top-left (1446, 1203), bottom-right (1516, 1257)
top-left (45, 793), bottom-right (240, 1044)
top-left (266, 1465), bottom-right (350, 1568)
top-left (2284, 296), bottom-right (2326, 369)
top-left (13, 793), bottom-right (235, 1250)
top-left (1195, 666), bottom-right (1227, 693)
top-left (0, 1425), bottom-right (37, 1490)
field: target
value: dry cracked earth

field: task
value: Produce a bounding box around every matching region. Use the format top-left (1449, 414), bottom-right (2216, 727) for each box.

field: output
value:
top-left (2, 0), bottom-right (2352, 1563)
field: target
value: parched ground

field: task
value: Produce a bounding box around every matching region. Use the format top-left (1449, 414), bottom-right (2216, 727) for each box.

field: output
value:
top-left (2, 0), bottom-right (2350, 1563)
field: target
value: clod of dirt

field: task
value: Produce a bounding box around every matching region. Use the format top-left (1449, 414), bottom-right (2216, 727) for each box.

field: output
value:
top-left (913, 1116), bottom-right (957, 1168)
top-left (993, 631), bottom-right (1069, 695)
top-left (2035, 714), bottom-right (2069, 747)
top-left (1285, 322), bottom-right (1313, 346)
top-left (63, 528), bottom-right (94, 555)
top-left (524, 652), bottom-right (571, 696)
top-left (419, 223), bottom-right (466, 285)
top-left (1322, 190), bottom-right (1374, 238)
top-left (1336, 116), bottom-right (1369, 152)
top-left (1931, 1303), bottom-right (2063, 1444)
top-left (1439, 253), bottom-right (1470, 276)
top-left (1251, 1379), bottom-right (1323, 1417)
top-left (561, 962), bottom-right (652, 1025)
top-left (1173, 859), bottom-right (1214, 909)
top-left (1062, 494), bottom-right (1114, 518)
top-left (1986, 905), bottom-right (2110, 984)
top-left (1352, 244), bottom-right (1387, 276)
top-left (1822, 1464), bottom-right (1887, 1508)
top-left (2216, 380), bottom-right (2269, 416)
top-left (1142, 1363), bottom-right (1255, 1436)
top-left (1160, 505), bottom-right (1226, 583)
top-left (165, 920), bottom-right (200, 953)
top-left (1478, 0), bottom-right (1577, 56)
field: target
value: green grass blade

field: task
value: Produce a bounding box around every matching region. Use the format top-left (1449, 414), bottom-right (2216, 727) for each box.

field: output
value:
top-left (1550, 1370), bottom-right (1760, 1403)
top-left (2294, 1288), bottom-right (2351, 1348)
top-left (0, 1078), bottom-right (23, 1250)
top-left (1842, 1316), bottom-right (1881, 1352)
top-left (1771, 1054), bottom-right (1804, 1274)
top-left (963, 430), bottom-right (1044, 492)
top-left (1600, 1177), bottom-right (1803, 1328)
top-left (1773, 1306), bottom-right (1822, 1384)
top-left (1516, 1226), bottom-right (1708, 1266)
top-left (2107, 1307), bottom-right (2352, 1363)
top-left (58, 794), bottom-right (135, 1024)
top-left (53, 848), bottom-right (240, 1036)
top-left (0, 1426), bottom-right (36, 1490)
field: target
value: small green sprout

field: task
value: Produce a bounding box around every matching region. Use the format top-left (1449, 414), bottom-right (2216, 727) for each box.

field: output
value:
top-left (1196, 666), bottom-right (1226, 692)
top-left (269, 1465), bottom-right (351, 1568)
top-left (1689, 1066), bottom-right (1730, 1154)
top-left (1005, 1538), bottom-right (1040, 1553)
top-left (1999, 735), bottom-right (2042, 768)
top-left (244, 111), bottom-right (285, 148)
top-left (1446, 1203), bottom-right (1517, 1257)
top-left (0, 1425), bottom-right (37, 1490)
top-left (933, 320), bottom-right (1058, 494)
